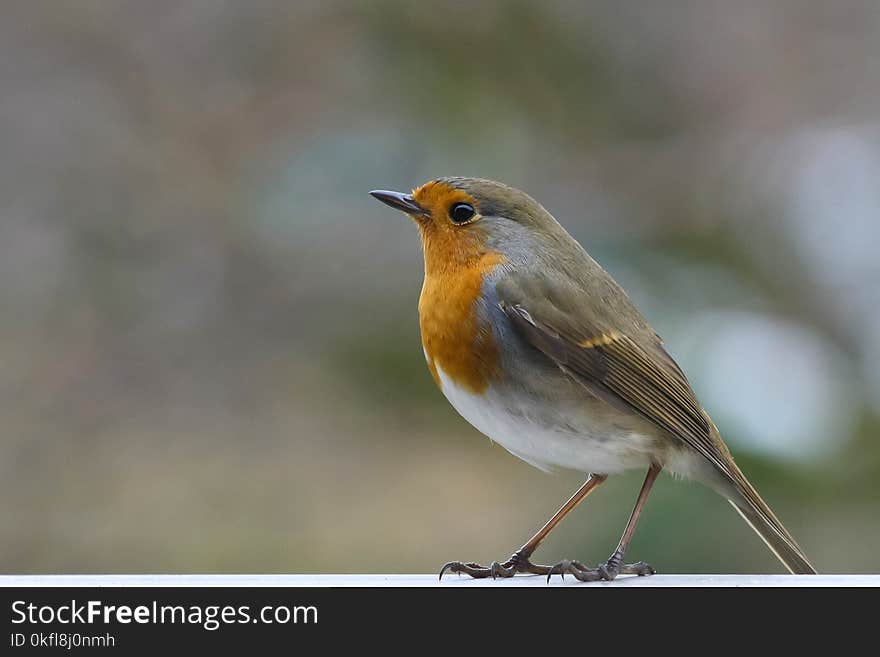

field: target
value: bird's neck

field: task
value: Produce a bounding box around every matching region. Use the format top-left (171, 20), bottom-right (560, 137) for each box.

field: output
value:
top-left (418, 224), bottom-right (491, 277)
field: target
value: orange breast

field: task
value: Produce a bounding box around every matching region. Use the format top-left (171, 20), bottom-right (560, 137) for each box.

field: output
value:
top-left (418, 250), bottom-right (505, 394)
top-left (410, 178), bottom-right (506, 395)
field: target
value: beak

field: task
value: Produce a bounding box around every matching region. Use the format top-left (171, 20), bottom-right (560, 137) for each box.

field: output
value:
top-left (369, 189), bottom-right (428, 217)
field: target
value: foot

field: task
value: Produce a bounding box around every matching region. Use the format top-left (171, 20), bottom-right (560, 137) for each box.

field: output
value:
top-left (439, 550), bottom-right (551, 579)
top-left (546, 552), bottom-right (655, 583)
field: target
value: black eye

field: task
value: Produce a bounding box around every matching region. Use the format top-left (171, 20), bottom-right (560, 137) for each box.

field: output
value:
top-left (449, 202), bottom-right (476, 224)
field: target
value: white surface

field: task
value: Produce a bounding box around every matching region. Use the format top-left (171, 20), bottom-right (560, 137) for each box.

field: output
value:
top-left (0, 574), bottom-right (876, 587)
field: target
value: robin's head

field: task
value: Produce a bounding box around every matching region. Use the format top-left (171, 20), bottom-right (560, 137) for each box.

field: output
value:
top-left (370, 177), bottom-right (565, 273)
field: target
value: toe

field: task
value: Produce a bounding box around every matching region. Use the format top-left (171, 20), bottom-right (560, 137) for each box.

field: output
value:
top-left (439, 561), bottom-right (491, 579)
top-left (489, 561), bottom-right (506, 579)
top-left (597, 564), bottom-right (616, 581)
top-left (546, 559), bottom-right (572, 583)
top-left (438, 561), bottom-right (462, 579)
top-left (623, 561), bottom-right (655, 576)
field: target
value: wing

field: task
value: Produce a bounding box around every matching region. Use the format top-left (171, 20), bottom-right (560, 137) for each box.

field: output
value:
top-left (497, 278), bottom-right (732, 476)
top-left (496, 271), bottom-right (813, 573)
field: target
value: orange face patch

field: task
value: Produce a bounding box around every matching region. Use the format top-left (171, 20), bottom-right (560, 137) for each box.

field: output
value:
top-left (413, 181), bottom-right (505, 394)
top-left (411, 180), bottom-right (484, 275)
top-left (412, 180), bottom-right (478, 220)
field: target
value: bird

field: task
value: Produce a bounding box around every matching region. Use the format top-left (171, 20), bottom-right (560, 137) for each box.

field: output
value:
top-left (370, 177), bottom-right (816, 581)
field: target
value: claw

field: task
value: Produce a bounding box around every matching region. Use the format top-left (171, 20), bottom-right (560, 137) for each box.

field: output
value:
top-left (442, 553), bottom-right (654, 583)
top-left (439, 553), bottom-right (551, 581)
top-left (439, 561), bottom-right (482, 579)
top-left (597, 563), bottom-right (614, 581)
top-left (546, 559), bottom-right (572, 583)
top-left (545, 556), bottom-right (654, 583)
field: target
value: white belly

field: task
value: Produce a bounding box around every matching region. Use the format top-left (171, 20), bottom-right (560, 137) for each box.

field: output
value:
top-left (435, 364), bottom-right (658, 475)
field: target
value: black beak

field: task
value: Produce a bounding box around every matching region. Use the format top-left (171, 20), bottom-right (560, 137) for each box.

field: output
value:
top-left (369, 189), bottom-right (428, 216)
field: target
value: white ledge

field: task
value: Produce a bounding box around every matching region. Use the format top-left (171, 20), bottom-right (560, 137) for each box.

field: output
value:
top-left (0, 574), bottom-right (876, 587)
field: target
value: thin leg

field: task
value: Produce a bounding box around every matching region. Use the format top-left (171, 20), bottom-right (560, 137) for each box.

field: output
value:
top-left (548, 463), bottom-right (661, 582)
top-left (439, 473), bottom-right (607, 579)
top-left (607, 463), bottom-right (660, 567)
top-left (517, 473), bottom-right (607, 558)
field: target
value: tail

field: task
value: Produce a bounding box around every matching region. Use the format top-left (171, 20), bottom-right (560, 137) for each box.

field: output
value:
top-left (725, 465), bottom-right (816, 574)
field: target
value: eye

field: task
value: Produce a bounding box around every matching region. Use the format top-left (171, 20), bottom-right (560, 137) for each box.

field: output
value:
top-left (449, 202), bottom-right (476, 224)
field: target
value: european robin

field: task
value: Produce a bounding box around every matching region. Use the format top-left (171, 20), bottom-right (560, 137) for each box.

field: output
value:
top-left (370, 177), bottom-right (815, 580)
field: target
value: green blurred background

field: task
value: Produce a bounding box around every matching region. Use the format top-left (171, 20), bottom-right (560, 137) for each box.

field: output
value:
top-left (2, 1), bottom-right (878, 574)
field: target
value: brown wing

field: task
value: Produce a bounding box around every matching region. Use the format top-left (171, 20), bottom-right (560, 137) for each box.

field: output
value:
top-left (499, 300), bottom-right (732, 476)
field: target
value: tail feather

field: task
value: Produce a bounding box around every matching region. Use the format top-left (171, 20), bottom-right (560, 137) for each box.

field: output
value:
top-left (726, 467), bottom-right (816, 574)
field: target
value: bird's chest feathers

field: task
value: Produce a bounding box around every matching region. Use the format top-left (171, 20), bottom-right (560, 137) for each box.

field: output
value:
top-left (418, 251), bottom-right (505, 394)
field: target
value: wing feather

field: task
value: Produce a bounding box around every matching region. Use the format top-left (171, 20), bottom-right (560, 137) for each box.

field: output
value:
top-left (501, 301), bottom-right (732, 475)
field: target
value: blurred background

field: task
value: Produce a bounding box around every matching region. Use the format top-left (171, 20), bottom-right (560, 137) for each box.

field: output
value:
top-left (2, 0), bottom-right (878, 574)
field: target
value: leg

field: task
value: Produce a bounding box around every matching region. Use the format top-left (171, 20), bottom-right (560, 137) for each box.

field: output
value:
top-left (439, 473), bottom-right (607, 579)
top-left (548, 463), bottom-right (661, 582)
